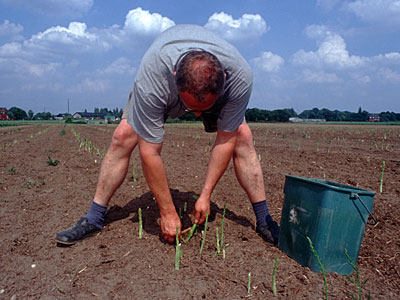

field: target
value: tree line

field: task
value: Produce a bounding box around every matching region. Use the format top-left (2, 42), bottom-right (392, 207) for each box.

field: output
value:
top-left (5, 107), bottom-right (123, 120)
top-left (4, 106), bottom-right (400, 123)
top-left (179, 107), bottom-right (400, 123)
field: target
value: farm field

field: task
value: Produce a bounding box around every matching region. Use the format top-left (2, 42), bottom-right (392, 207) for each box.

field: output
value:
top-left (0, 122), bottom-right (399, 299)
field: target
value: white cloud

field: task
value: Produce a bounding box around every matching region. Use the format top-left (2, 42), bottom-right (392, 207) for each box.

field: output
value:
top-left (0, 57), bottom-right (60, 77)
top-left (304, 24), bottom-right (330, 40)
top-left (97, 57), bottom-right (136, 76)
top-left (0, 42), bottom-right (24, 56)
top-left (377, 68), bottom-right (400, 83)
top-left (291, 24), bottom-right (400, 90)
top-left (301, 69), bottom-right (340, 83)
top-left (0, 0), bottom-right (93, 17)
top-left (0, 20), bottom-right (23, 37)
top-left (0, 7), bottom-right (175, 61)
top-left (25, 22), bottom-right (111, 56)
top-left (0, 7), bottom-right (175, 97)
top-left (22, 82), bottom-right (62, 91)
top-left (70, 78), bottom-right (110, 93)
top-left (2, 8), bottom-right (175, 60)
top-left (384, 52), bottom-right (400, 61)
top-left (345, 0), bottom-right (400, 25)
top-left (204, 12), bottom-right (268, 41)
top-left (372, 52), bottom-right (400, 65)
top-left (351, 72), bottom-right (371, 84)
top-left (123, 7), bottom-right (175, 36)
top-left (27, 61), bottom-right (60, 76)
top-left (0, 23), bottom-right (97, 59)
top-left (87, 8), bottom-right (175, 51)
top-left (251, 51), bottom-right (284, 72)
top-left (317, 0), bottom-right (342, 10)
top-left (293, 25), bottom-right (364, 69)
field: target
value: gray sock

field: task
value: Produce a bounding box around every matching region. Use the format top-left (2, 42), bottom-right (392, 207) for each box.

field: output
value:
top-left (85, 201), bottom-right (107, 229)
top-left (252, 200), bottom-right (270, 228)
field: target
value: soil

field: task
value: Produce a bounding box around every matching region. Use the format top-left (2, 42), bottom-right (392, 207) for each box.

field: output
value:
top-left (0, 122), bottom-right (399, 299)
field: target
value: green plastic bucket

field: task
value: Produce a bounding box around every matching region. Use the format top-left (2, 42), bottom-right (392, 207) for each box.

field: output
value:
top-left (278, 175), bottom-right (376, 275)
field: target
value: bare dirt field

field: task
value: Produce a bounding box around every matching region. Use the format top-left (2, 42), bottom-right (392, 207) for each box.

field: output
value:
top-left (1, 122), bottom-right (399, 299)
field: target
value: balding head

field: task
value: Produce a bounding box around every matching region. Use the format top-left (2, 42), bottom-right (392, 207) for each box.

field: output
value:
top-left (175, 50), bottom-right (225, 103)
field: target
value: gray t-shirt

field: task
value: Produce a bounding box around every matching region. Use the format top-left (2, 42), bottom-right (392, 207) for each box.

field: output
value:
top-left (127, 24), bottom-right (253, 143)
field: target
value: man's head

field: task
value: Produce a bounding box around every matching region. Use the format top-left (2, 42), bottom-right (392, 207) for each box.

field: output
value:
top-left (175, 50), bottom-right (225, 115)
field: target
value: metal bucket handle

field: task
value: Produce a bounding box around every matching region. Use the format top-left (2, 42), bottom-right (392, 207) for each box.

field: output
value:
top-left (351, 193), bottom-right (377, 226)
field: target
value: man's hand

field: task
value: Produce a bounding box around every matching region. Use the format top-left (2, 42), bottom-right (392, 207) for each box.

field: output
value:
top-left (194, 129), bottom-right (236, 225)
top-left (193, 196), bottom-right (210, 225)
top-left (160, 213), bottom-right (182, 243)
top-left (138, 137), bottom-right (181, 243)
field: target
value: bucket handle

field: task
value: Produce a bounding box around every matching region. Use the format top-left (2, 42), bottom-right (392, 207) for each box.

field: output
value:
top-left (350, 193), bottom-right (377, 226)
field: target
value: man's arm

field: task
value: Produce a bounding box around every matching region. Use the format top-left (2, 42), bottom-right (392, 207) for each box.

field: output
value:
top-left (138, 137), bottom-right (181, 243)
top-left (193, 129), bottom-right (238, 224)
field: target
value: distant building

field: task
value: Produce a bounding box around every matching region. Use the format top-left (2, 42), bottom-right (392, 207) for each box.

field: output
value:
top-left (104, 115), bottom-right (116, 123)
top-left (0, 107), bottom-right (9, 120)
top-left (289, 117), bottom-right (326, 123)
top-left (55, 113), bottom-right (69, 120)
top-left (73, 112), bottom-right (105, 120)
top-left (305, 119), bottom-right (326, 123)
top-left (289, 117), bottom-right (303, 123)
top-left (369, 114), bottom-right (380, 122)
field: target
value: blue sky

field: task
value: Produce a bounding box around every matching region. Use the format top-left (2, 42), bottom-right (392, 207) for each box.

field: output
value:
top-left (0, 0), bottom-right (399, 115)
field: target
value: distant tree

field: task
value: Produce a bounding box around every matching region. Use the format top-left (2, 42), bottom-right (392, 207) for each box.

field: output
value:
top-left (244, 107), bottom-right (297, 122)
top-left (246, 108), bottom-right (259, 122)
top-left (269, 109), bottom-right (291, 122)
top-left (110, 107), bottom-right (124, 118)
top-left (34, 112), bottom-right (52, 120)
top-left (350, 107), bottom-right (368, 121)
top-left (28, 110), bottom-right (34, 120)
top-left (320, 108), bottom-right (336, 121)
top-left (100, 108), bottom-right (109, 116)
top-left (8, 107), bottom-right (28, 120)
top-left (179, 111), bottom-right (200, 121)
top-left (246, 108), bottom-right (269, 122)
top-left (279, 108), bottom-right (297, 119)
top-left (299, 107), bottom-right (322, 119)
top-left (65, 115), bottom-right (73, 123)
top-left (380, 111), bottom-right (400, 122)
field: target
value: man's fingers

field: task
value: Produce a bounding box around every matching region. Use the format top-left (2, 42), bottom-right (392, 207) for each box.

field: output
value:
top-left (193, 210), bottom-right (200, 224)
top-left (163, 234), bottom-right (175, 244)
top-left (160, 214), bottom-right (181, 244)
top-left (198, 213), bottom-right (206, 225)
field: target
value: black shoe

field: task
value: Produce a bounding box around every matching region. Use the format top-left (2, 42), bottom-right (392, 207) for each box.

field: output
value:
top-left (256, 219), bottom-right (280, 245)
top-left (56, 217), bottom-right (101, 245)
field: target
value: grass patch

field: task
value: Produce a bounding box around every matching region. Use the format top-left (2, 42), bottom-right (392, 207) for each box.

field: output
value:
top-left (272, 257), bottom-right (279, 296)
top-left (199, 212), bottom-right (209, 255)
top-left (175, 225), bottom-right (183, 270)
top-left (307, 236), bottom-right (328, 300)
top-left (47, 156), bottom-right (59, 166)
top-left (345, 249), bottom-right (371, 299)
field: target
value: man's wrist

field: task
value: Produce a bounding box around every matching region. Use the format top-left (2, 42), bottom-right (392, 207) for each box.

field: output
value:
top-left (160, 207), bottom-right (178, 218)
top-left (199, 190), bottom-right (212, 201)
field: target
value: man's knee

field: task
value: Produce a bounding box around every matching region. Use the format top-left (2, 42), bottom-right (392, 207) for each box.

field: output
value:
top-left (111, 119), bottom-right (137, 150)
top-left (236, 123), bottom-right (254, 146)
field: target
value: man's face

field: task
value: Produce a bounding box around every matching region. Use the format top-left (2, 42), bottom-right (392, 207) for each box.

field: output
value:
top-left (179, 91), bottom-right (218, 116)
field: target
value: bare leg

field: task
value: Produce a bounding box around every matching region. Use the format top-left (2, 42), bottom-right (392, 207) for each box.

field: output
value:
top-left (233, 123), bottom-right (266, 204)
top-left (93, 119), bottom-right (138, 206)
